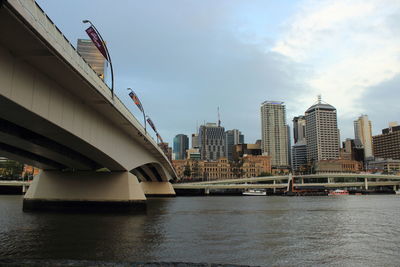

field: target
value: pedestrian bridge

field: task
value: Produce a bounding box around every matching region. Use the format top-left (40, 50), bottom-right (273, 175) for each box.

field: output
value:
top-left (0, 0), bottom-right (176, 211)
top-left (174, 173), bottom-right (400, 192)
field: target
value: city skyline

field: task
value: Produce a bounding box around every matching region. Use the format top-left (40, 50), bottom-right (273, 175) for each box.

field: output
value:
top-left (36, 0), bottom-right (400, 145)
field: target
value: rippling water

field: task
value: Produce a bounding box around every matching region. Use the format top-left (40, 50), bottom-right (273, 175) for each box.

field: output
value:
top-left (0, 195), bottom-right (399, 266)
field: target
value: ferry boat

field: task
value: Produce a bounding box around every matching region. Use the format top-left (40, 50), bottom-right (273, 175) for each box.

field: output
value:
top-left (242, 189), bottom-right (266, 196)
top-left (328, 189), bottom-right (349, 196)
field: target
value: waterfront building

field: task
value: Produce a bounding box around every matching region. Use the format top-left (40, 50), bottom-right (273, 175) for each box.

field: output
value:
top-left (173, 134), bottom-right (189, 160)
top-left (224, 129), bottom-right (244, 162)
top-left (77, 39), bottom-right (106, 79)
top-left (172, 155), bottom-right (271, 180)
top-left (260, 101), bottom-right (289, 168)
top-left (305, 97), bottom-right (340, 162)
top-left (341, 138), bottom-right (364, 162)
top-left (292, 144), bottom-right (307, 173)
top-left (199, 123), bottom-right (225, 161)
top-left (366, 158), bottom-right (400, 174)
top-left (354, 115), bottom-right (373, 158)
top-left (373, 123), bottom-right (400, 160)
top-left (314, 159), bottom-right (362, 174)
top-left (232, 143), bottom-right (262, 162)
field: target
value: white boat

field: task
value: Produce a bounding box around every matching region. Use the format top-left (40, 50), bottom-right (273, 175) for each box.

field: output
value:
top-left (242, 189), bottom-right (266, 196)
top-left (395, 190), bottom-right (400, 195)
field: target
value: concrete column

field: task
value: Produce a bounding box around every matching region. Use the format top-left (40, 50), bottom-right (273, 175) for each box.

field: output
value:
top-left (273, 180), bottom-right (276, 194)
top-left (364, 178), bottom-right (368, 190)
top-left (140, 181), bottom-right (176, 197)
top-left (23, 170), bottom-right (146, 212)
top-left (205, 188), bottom-right (210, 195)
top-left (301, 178), bottom-right (304, 184)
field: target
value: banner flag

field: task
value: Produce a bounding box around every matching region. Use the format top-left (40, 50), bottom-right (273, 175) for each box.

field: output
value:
top-left (128, 91), bottom-right (144, 113)
top-left (85, 26), bottom-right (108, 60)
top-left (147, 117), bottom-right (157, 132)
top-left (157, 133), bottom-right (164, 143)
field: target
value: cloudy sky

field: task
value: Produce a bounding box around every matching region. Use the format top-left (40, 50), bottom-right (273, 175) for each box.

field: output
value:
top-left (37, 0), bottom-right (400, 146)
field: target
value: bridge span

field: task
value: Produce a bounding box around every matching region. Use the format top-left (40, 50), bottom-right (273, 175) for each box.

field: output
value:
top-left (173, 174), bottom-right (400, 192)
top-left (0, 0), bottom-right (176, 211)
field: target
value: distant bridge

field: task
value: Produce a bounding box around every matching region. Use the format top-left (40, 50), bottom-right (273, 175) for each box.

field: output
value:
top-left (0, 0), bottom-right (176, 211)
top-left (173, 174), bottom-right (400, 192)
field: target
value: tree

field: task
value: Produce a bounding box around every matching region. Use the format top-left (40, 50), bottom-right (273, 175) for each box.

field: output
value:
top-left (258, 172), bottom-right (272, 177)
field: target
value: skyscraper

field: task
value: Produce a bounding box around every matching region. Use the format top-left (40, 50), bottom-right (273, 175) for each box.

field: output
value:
top-left (199, 123), bottom-right (225, 161)
top-left (292, 116), bottom-right (307, 172)
top-left (354, 115), bottom-right (373, 158)
top-left (191, 133), bottom-right (199, 149)
top-left (77, 39), bottom-right (106, 79)
top-left (173, 134), bottom-right (189, 160)
top-left (224, 129), bottom-right (244, 161)
top-left (293, 116), bottom-right (306, 144)
top-left (305, 97), bottom-right (340, 162)
top-left (372, 123), bottom-right (400, 160)
top-left (260, 101), bottom-right (288, 167)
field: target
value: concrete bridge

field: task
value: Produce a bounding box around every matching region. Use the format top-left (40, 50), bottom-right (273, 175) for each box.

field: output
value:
top-left (0, 0), bottom-right (176, 211)
top-left (174, 173), bottom-right (400, 192)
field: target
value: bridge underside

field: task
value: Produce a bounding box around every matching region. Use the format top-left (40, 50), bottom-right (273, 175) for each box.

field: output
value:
top-left (0, 1), bottom-right (176, 211)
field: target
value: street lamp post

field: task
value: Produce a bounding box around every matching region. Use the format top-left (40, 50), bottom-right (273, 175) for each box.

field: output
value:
top-left (82, 20), bottom-right (114, 99)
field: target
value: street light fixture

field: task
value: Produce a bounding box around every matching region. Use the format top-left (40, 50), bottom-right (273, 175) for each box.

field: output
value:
top-left (82, 20), bottom-right (114, 99)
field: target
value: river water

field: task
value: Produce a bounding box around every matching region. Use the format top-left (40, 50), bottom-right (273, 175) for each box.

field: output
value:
top-left (0, 195), bottom-right (399, 266)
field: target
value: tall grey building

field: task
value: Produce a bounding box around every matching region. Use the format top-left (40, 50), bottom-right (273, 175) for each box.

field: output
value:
top-left (199, 123), bottom-right (225, 161)
top-left (292, 115), bottom-right (307, 172)
top-left (77, 39), bottom-right (106, 79)
top-left (354, 115), bottom-right (373, 158)
top-left (191, 133), bottom-right (199, 149)
top-left (260, 101), bottom-right (288, 167)
top-left (173, 134), bottom-right (189, 160)
top-left (293, 116), bottom-right (306, 144)
top-left (305, 97), bottom-right (340, 162)
top-left (225, 129), bottom-right (244, 161)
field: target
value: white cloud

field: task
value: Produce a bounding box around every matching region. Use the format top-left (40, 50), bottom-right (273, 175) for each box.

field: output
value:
top-left (272, 0), bottom-right (400, 136)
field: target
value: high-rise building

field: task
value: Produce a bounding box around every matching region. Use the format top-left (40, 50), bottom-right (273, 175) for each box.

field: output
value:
top-left (305, 97), bottom-right (340, 162)
top-left (287, 125), bottom-right (292, 167)
top-left (292, 115), bottom-right (307, 173)
top-left (354, 115), bottom-right (373, 158)
top-left (173, 134), bottom-right (189, 160)
top-left (260, 101), bottom-right (288, 167)
top-left (293, 116), bottom-right (306, 144)
top-left (373, 123), bottom-right (400, 160)
top-left (191, 133), bottom-right (199, 149)
top-left (77, 39), bottom-right (106, 79)
top-left (224, 129), bottom-right (244, 161)
top-left (199, 123), bottom-right (225, 161)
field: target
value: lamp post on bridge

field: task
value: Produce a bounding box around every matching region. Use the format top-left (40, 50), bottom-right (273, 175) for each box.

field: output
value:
top-left (82, 20), bottom-right (114, 99)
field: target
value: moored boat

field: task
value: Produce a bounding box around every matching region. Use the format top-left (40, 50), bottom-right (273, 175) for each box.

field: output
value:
top-left (242, 189), bottom-right (266, 196)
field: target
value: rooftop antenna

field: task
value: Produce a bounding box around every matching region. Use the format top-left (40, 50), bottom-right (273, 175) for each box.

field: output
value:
top-left (317, 94), bottom-right (322, 104)
top-left (217, 107), bottom-right (221, 127)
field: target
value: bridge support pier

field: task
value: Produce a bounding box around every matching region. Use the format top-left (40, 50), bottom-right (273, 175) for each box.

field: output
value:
top-left (23, 171), bottom-right (146, 212)
top-left (364, 178), bottom-right (368, 190)
top-left (140, 182), bottom-right (176, 197)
